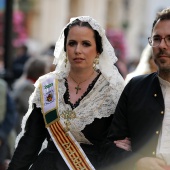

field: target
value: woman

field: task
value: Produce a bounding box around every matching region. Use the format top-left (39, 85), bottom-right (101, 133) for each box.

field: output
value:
top-left (7, 16), bottom-right (127, 170)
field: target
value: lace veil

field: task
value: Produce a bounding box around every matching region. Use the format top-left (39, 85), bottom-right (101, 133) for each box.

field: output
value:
top-left (53, 16), bottom-right (124, 89)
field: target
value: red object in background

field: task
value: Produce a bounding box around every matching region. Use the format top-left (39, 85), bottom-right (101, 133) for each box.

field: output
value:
top-left (12, 10), bottom-right (28, 47)
top-left (106, 28), bottom-right (127, 62)
top-left (106, 29), bottom-right (128, 78)
top-left (0, 10), bottom-right (28, 47)
top-left (163, 166), bottom-right (170, 170)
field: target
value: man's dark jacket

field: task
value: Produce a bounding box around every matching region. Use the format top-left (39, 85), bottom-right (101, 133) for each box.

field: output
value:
top-left (106, 72), bottom-right (165, 169)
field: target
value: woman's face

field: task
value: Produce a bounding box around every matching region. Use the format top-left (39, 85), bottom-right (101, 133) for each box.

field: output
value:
top-left (66, 25), bottom-right (98, 71)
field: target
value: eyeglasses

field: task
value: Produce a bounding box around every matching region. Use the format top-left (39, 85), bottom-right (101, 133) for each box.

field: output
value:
top-left (148, 36), bottom-right (170, 47)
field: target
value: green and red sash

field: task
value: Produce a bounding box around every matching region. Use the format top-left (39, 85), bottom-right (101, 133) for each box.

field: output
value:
top-left (39, 78), bottom-right (95, 170)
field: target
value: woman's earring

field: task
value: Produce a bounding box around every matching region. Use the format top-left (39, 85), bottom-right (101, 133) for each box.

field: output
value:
top-left (64, 56), bottom-right (68, 68)
top-left (93, 57), bottom-right (99, 70)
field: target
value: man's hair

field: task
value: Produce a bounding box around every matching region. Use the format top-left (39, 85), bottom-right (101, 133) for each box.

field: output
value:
top-left (152, 7), bottom-right (170, 31)
top-left (64, 19), bottom-right (103, 54)
top-left (24, 57), bottom-right (47, 80)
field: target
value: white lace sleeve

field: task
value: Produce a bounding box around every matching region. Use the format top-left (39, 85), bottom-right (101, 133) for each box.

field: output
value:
top-left (31, 85), bottom-right (41, 108)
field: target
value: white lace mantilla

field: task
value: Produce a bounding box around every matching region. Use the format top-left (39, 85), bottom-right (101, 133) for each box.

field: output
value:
top-left (17, 71), bottom-right (122, 146)
top-left (53, 16), bottom-right (124, 92)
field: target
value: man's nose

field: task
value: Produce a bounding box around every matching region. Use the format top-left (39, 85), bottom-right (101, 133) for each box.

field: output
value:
top-left (159, 38), bottom-right (168, 48)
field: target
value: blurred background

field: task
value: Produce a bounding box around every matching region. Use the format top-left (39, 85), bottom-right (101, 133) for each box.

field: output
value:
top-left (0, 0), bottom-right (170, 83)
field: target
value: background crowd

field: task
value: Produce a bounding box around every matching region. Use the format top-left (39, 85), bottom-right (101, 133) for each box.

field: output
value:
top-left (0, 43), bottom-right (56, 170)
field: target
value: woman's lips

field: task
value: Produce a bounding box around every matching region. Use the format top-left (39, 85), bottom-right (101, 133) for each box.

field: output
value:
top-left (73, 58), bottom-right (84, 62)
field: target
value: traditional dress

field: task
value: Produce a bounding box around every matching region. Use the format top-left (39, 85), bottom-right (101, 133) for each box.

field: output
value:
top-left (8, 71), bottom-right (122, 170)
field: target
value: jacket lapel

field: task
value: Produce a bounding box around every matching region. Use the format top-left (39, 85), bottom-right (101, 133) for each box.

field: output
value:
top-left (152, 74), bottom-right (165, 109)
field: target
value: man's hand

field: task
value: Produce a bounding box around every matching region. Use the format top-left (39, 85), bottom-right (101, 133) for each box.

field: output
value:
top-left (135, 157), bottom-right (167, 170)
top-left (114, 137), bottom-right (132, 151)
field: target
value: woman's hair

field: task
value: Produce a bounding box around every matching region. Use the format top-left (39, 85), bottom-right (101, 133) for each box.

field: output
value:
top-left (64, 19), bottom-right (103, 54)
top-left (152, 7), bottom-right (170, 31)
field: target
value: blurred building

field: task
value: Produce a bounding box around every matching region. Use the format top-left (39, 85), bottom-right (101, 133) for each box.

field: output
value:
top-left (18, 0), bottom-right (170, 61)
top-left (22, 0), bottom-right (127, 55)
top-left (2, 0), bottom-right (170, 69)
top-left (126, 0), bottom-right (170, 62)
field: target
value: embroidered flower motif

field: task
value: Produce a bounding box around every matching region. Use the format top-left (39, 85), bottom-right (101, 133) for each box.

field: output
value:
top-left (46, 93), bottom-right (53, 102)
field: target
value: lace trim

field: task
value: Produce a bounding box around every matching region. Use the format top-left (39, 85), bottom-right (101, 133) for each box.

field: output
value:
top-left (28, 72), bottom-right (119, 144)
top-left (64, 72), bottom-right (101, 109)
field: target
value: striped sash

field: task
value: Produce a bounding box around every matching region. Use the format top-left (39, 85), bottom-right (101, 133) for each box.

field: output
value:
top-left (39, 78), bottom-right (95, 170)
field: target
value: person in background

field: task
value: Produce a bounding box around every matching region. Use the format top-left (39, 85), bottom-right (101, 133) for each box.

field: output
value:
top-left (42, 44), bottom-right (55, 57)
top-left (0, 46), bottom-right (5, 74)
top-left (125, 44), bottom-right (158, 84)
top-left (12, 57), bottom-right (50, 134)
top-left (7, 16), bottom-right (130, 170)
top-left (0, 78), bottom-right (17, 170)
top-left (12, 44), bottom-right (30, 80)
top-left (106, 28), bottom-right (128, 79)
top-left (41, 44), bottom-right (56, 72)
top-left (107, 7), bottom-right (170, 170)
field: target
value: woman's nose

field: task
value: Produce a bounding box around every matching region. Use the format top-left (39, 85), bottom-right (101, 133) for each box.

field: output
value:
top-left (75, 44), bottom-right (82, 54)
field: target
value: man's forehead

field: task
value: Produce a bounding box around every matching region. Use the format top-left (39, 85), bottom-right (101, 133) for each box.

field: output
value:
top-left (152, 19), bottom-right (170, 35)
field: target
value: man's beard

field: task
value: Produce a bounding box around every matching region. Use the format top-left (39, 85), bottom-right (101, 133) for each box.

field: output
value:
top-left (155, 49), bottom-right (170, 73)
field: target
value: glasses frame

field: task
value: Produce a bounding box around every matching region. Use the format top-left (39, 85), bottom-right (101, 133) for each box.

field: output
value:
top-left (148, 36), bottom-right (170, 47)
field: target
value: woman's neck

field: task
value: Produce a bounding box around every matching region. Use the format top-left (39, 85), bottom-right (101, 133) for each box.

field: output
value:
top-left (69, 69), bottom-right (96, 83)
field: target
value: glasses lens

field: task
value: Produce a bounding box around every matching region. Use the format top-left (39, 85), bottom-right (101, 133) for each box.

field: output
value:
top-left (152, 37), bottom-right (161, 47)
top-left (165, 36), bottom-right (170, 47)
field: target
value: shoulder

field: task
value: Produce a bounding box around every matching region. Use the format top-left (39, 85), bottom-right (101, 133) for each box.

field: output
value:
top-left (123, 72), bottom-right (159, 95)
top-left (128, 72), bottom-right (158, 86)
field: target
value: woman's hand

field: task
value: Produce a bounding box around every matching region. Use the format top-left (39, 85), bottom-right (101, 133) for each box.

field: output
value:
top-left (135, 157), bottom-right (167, 170)
top-left (114, 137), bottom-right (131, 151)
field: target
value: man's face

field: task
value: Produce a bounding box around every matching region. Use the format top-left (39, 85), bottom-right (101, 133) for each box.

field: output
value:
top-left (151, 20), bottom-right (170, 73)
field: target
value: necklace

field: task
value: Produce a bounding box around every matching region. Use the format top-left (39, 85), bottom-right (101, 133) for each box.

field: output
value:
top-left (69, 71), bottom-right (94, 94)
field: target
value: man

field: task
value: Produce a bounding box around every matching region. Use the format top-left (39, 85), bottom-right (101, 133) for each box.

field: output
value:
top-left (12, 44), bottom-right (30, 80)
top-left (107, 7), bottom-right (170, 170)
